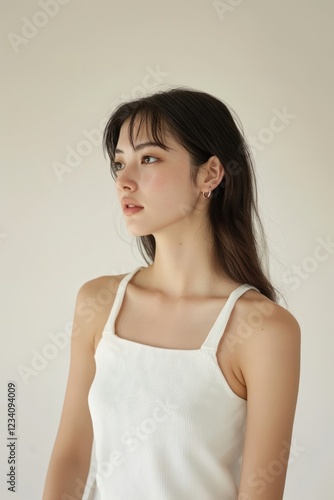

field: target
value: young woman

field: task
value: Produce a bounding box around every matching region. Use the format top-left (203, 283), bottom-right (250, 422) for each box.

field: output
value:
top-left (43, 88), bottom-right (301, 500)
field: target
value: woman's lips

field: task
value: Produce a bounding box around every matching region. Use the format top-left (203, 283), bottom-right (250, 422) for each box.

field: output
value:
top-left (123, 206), bottom-right (144, 215)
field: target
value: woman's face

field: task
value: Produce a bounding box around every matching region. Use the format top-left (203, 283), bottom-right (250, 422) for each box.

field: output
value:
top-left (114, 118), bottom-right (207, 237)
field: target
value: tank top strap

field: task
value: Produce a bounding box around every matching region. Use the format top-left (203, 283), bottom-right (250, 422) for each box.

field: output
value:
top-left (107, 265), bottom-right (144, 328)
top-left (200, 284), bottom-right (261, 352)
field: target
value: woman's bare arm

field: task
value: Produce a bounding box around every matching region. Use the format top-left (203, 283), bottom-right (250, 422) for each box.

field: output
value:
top-left (237, 301), bottom-right (301, 500)
top-left (42, 276), bottom-right (118, 499)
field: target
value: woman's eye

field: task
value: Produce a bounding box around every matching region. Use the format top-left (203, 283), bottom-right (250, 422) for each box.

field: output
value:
top-left (142, 155), bottom-right (158, 164)
top-left (112, 156), bottom-right (158, 173)
top-left (113, 161), bottom-right (123, 171)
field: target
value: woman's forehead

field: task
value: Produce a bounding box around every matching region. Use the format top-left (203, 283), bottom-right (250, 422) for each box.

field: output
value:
top-left (117, 116), bottom-right (176, 149)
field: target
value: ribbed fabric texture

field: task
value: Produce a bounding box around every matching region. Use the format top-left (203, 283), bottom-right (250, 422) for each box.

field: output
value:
top-left (87, 266), bottom-right (260, 500)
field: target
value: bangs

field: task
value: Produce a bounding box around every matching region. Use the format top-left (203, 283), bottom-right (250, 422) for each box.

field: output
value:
top-left (103, 103), bottom-right (174, 179)
top-left (127, 107), bottom-right (172, 152)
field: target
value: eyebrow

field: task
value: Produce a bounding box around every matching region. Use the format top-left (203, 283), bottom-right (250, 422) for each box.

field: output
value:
top-left (115, 142), bottom-right (166, 154)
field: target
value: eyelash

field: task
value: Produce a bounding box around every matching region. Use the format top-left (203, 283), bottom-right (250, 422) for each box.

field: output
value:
top-left (113, 155), bottom-right (159, 172)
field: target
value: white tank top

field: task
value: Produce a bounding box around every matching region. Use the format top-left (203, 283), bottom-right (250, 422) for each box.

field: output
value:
top-left (87, 266), bottom-right (260, 500)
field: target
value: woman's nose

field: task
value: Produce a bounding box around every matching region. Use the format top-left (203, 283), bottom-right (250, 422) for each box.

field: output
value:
top-left (115, 166), bottom-right (138, 191)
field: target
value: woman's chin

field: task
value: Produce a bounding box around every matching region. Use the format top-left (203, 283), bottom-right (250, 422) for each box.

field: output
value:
top-left (127, 228), bottom-right (152, 237)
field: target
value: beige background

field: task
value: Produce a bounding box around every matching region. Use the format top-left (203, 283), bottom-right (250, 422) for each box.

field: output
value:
top-left (1, 0), bottom-right (333, 498)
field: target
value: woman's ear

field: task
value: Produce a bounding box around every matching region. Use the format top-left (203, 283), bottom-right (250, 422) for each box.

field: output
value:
top-left (198, 156), bottom-right (225, 192)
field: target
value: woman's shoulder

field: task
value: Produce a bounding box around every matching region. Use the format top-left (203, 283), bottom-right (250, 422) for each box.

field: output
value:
top-left (77, 273), bottom-right (127, 297)
top-left (238, 287), bottom-right (300, 326)
top-left (231, 288), bottom-right (301, 361)
top-left (74, 274), bottom-right (128, 347)
top-left (229, 290), bottom-right (301, 400)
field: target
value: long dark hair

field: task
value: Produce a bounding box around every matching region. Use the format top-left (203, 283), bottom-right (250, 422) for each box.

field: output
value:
top-left (102, 87), bottom-right (281, 303)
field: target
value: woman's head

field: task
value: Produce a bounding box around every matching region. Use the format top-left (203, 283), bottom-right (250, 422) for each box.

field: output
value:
top-left (111, 116), bottom-right (224, 241)
top-left (104, 87), bottom-right (247, 189)
top-left (103, 87), bottom-right (279, 302)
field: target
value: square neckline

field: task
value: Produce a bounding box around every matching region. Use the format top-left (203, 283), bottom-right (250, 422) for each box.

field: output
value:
top-left (106, 266), bottom-right (254, 352)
